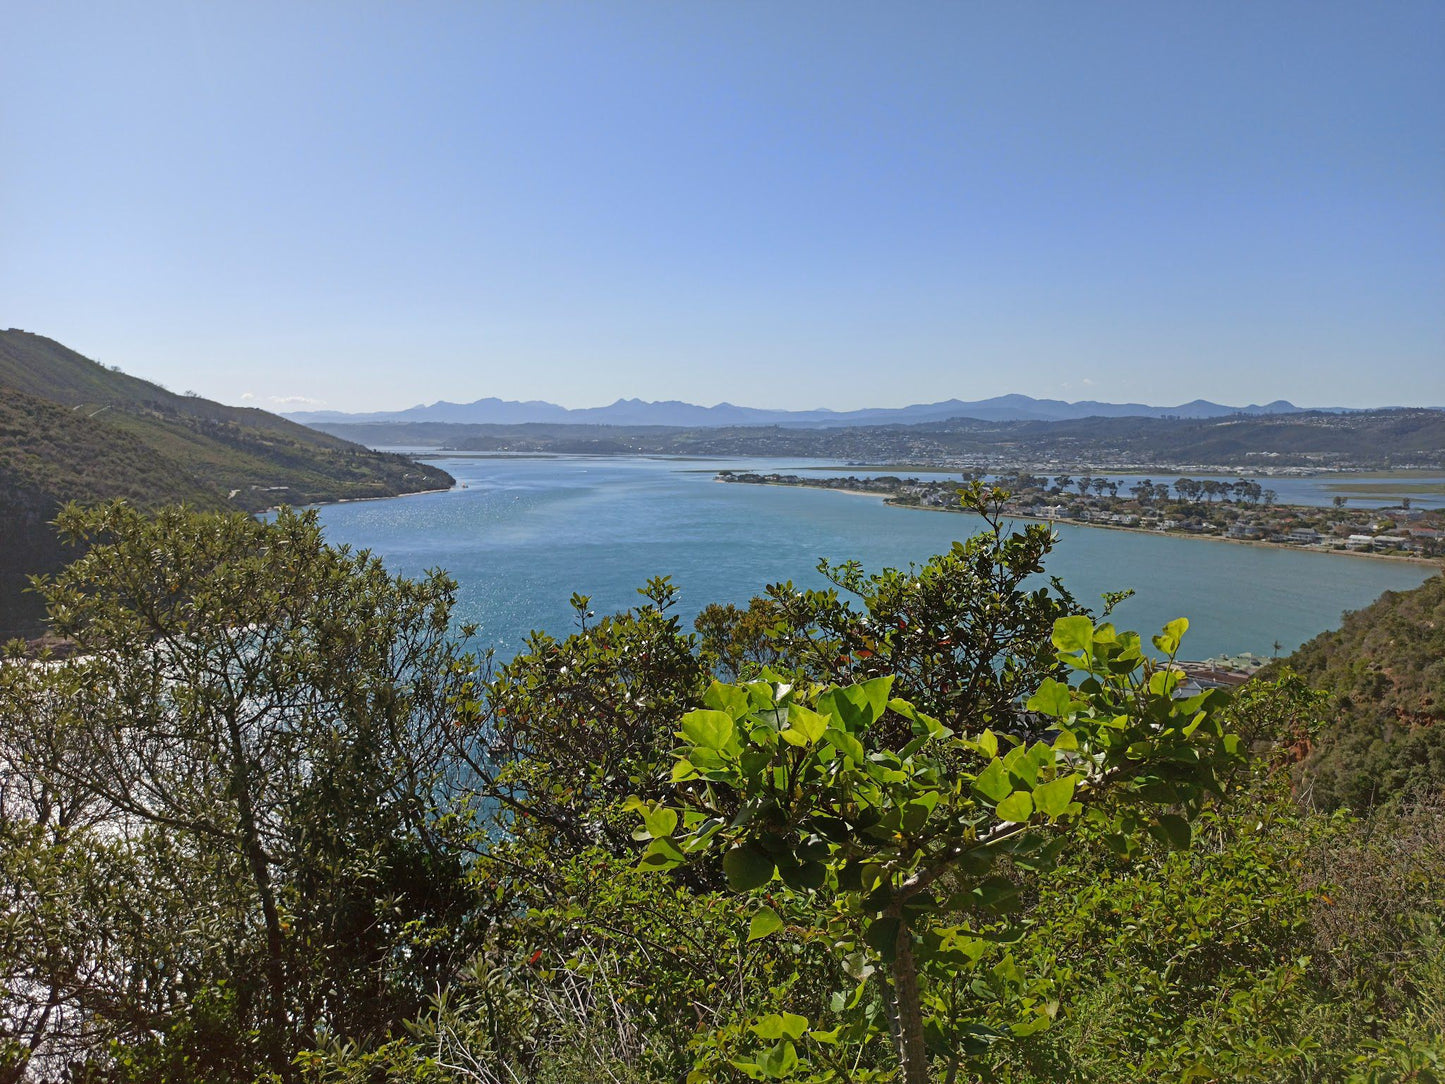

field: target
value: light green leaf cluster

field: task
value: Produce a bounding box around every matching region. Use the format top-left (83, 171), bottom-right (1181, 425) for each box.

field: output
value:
top-left (631, 612), bottom-right (1243, 1083)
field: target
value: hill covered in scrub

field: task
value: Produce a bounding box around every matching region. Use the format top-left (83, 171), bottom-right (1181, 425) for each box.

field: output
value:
top-left (1274, 571), bottom-right (1445, 811)
top-left (0, 330), bottom-right (453, 639)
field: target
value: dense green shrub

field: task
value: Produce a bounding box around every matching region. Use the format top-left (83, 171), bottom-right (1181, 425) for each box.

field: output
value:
top-left (4, 501), bottom-right (1443, 1083)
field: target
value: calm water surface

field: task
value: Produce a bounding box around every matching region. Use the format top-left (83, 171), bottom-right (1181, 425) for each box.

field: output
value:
top-left (316, 456), bottom-right (1438, 661)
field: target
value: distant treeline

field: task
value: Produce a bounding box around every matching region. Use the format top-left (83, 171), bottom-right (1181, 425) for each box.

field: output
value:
top-left (313, 408), bottom-right (1445, 469)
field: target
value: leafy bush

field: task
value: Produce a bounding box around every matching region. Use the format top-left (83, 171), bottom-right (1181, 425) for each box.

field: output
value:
top-left (4, 500), bottom-right (1443, 1083)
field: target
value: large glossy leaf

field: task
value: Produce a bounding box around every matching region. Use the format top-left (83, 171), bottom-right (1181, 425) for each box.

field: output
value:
top-left (995, 790), bottom-right (1034, 823)
top-left (756, 1039), bottom-right (798, 1079)
top-left (747, 905), bottom-right (784, 942)
top-left (702, 679), bottom-right (751, 719)
top-left (1032, 775), bottom-right (1076, 819)
top-left (1026, 678), bottom-right (1072, 717)
top-left (642, 806), bottom-right (677, 838)
top-left (1151, 617), bottom-right (1190, 657)
top-left (783, 704), bottom-right (829, 746)
top-left (972, 758), bottom-right (1013, 803)
top-left (824, 726), bottom-right (865, 765)
top-left (680, 709), bottom-right (734, 751)
top-left (1051, 615), bottom-right (1095, 654)
top-left (723, 843), bottom-right (775, 890)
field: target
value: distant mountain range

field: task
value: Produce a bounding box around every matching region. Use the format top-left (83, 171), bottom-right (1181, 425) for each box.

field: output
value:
top-left (287, 394), bottom-right (1344, 428)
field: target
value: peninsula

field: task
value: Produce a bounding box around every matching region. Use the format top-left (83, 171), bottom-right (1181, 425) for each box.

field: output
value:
top-left (717, 469), bottom-right (1445, 564)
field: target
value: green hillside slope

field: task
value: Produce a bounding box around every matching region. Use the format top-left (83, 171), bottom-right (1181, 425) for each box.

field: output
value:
top-left (0, 329), bottom-right (454, 638)
top-left (1274, 572), bottom-right (1445, 810)
top-left (312, 408), bottom-right (1445, 468)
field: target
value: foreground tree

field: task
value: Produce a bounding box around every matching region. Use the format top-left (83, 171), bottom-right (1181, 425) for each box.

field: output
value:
top-left (3, 503), bottom-right (477, 1082)
top-left (695, 486), bottom-right (1089, 743)
top-left (634, 614), bottom-right (1242, 1083)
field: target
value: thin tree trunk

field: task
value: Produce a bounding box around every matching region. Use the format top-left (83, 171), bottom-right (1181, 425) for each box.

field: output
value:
top-left (886, 906), bottom-right (931, 1084)
top-left (227, 715), bottom-right (293, 1083)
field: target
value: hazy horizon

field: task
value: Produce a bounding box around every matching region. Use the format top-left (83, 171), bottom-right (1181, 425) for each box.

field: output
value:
top-left (279, 389), bottom-right (1379, 420)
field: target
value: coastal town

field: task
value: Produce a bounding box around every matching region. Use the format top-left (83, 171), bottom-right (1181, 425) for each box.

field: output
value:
top-left (717, 469), bottom-right (1445, 561)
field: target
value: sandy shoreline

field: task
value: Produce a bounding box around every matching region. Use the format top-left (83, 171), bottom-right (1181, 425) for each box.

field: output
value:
top-left (722, 479), bottom-right (1444, 569)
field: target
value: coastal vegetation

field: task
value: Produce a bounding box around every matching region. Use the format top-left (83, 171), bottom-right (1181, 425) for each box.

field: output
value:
top-left (3, 489), bottom-right (1442, 1082)
top-left (0, 331), bottom-right (454, 640)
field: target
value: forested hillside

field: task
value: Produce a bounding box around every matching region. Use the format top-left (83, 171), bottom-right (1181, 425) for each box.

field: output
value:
top-left (0, 330), bottom-right (453, 638)
top-left (1271, 572), bottom-right (1445, 811)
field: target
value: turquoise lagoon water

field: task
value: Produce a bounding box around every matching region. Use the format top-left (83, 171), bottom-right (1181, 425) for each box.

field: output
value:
top-left (315, 456), bottom-right (1438, 662)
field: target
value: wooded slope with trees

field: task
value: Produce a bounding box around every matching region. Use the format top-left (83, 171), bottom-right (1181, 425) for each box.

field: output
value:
top-left (0, 331), bottom-right (453, 639)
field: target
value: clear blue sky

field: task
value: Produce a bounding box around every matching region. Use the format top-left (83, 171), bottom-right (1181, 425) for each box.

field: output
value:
top-left (3, 1), bottom-right (1442, 412)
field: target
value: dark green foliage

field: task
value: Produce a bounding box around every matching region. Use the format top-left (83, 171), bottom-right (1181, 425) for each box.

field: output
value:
top-left (2, 504), bottom-right (478, 1082)
top-left (459, 579), bottom-right (712, 868)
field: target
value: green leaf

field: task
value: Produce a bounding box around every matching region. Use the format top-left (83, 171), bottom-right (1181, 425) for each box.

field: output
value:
top-left (1026, 678), bottom-right (1072, 718)
top-left (900, 792), bottom-right (940, 834)
top-left (1148, 667), bottom-right (1183, 697)
top-left (754, 1012), bottom-right (807, 1043)
top-left (818, 677), bottom-right (893, 731)
top-left (815, 687), bottom-right (861, 731)
top-left (642, 806), bottom-right (678, 838)
top-left (1011, 1012), bottom-right (1052, 1037)
top-left (784, 704), bottom-right (829, 745)
top-left (976, 728), bottom-right (999, 758)
top-left (1151, 617), bottom-right (1190, 657)
top-left (1154, 813), bottom-right (1192, 849)
top-left (856, 676), bottom-right (895, 722)
top-left (747, 906), bottom-right (784, 942)
top-left (778, 860), bottom-right (826, 891)
top-left (1051, 615), bottom-right (1095, 654)
top-left (723, 844), bottom-right (775, 890)
top-left (756, 1039), bottom-right (798, 1079)
top-left (824, 727), bottom-right (865, 764)
top-left (638, 836), bottom-right (685, 868)
top-left (703, 680), bottom-right (751, 719)
top-left (995, 791), bottom-right (1034, 823)
top-left (669, 757), bottom-right (699, 782)
top-left (752, 1013), bottom-right (785, 1040)
top-left (680, 709), bottom-right (734, 751)
top-left (864, 916), bottom-right (901, 961)
top-left (972, 876), bottom-right (1023, 912)
top-left (1032, 775), bottom-right (1076, 819)
top-left (972, 758), bottom-right (1013, 803)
